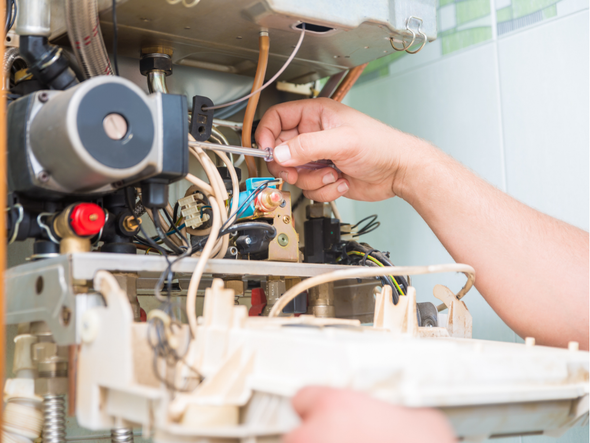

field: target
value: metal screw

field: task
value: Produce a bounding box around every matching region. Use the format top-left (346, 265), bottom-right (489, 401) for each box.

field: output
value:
top-left (277, 233), bottom-right (289, 247)
top-left (38, 92), bottom-right (49, 103)
top-left (244, 237), bottom-right (252, 245)
top-left (37, 171), bottom-right (50, 183)
top-left (103, 113), bottom-right (128, 140)
top-left (282, 215), bottom-right (291, 224)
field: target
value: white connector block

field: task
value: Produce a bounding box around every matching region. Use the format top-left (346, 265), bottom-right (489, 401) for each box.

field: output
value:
top-left (179, 194), bottom-right (210, 229)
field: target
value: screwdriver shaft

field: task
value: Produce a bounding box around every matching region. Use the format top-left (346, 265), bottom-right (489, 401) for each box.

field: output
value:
top-left (188, 140), bottom-right (273, 161)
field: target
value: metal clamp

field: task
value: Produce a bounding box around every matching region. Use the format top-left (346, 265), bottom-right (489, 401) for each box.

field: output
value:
top-left (389, 16), bottom-right (428, 54)
top-left (7, 203), bottom-right (24, 244)
top-left (37, 212), bottom-right (60, 244)
top-left (92, 210), bottom-right (109, 247)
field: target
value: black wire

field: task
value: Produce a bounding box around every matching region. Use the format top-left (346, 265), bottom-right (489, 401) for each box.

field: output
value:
top-left (172, 202), bottom-right (180, 224)
top-left (352, 214), bottom-right (380, 237)
top-left (111, 0), bottom-right (120, 76)
top-left (161, 208), bottom-right (186, 243)
top-left (8, 0), bottom-right (16, 32)
top-left (4, 0), bottom-right (13, 35)
top-left (147, 317), bottom-right (201, 392)
top-left (153, 213), bottom-right (184, 255)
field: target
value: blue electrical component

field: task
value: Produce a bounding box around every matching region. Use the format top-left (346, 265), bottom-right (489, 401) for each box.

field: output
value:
top-left (236, 177), bottom-right (279, 219)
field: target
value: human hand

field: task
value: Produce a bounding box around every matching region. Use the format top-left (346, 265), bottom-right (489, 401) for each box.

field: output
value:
top-left (255, 98), bottom-right (431, 202)
top-left (283, 387), bottom-right (456, 443)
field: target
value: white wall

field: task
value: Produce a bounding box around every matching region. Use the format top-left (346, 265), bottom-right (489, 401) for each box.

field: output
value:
top-left (340, 4), bottom-right (589, 443)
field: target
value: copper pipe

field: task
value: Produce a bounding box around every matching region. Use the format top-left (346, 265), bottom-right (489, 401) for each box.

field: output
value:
top-left (331, 63), bottom-right (369, 102)
top-left (318, 70), bottom-right (347, 98)
top-left (242, 32), bottom-right (270, 178)
top-left (0, 3), bottom-right (7, 431)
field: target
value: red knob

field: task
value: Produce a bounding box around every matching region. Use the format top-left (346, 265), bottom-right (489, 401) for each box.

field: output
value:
top-left (69, 203), bottom-right (105, 237)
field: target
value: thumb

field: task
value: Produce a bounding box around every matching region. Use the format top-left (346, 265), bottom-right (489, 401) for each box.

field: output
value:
top-left (273, 126), bottom-right (357, 167)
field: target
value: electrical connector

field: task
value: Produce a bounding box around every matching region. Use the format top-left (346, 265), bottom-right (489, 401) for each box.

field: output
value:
top-left (179, 193), bottom-right (210, 229)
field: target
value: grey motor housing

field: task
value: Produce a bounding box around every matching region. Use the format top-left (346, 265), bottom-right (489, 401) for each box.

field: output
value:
top-left (7, 76), bottom-right (188, 199)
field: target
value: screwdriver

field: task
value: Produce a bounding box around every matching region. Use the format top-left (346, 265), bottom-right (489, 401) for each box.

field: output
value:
top-left (188, 140), bottom-right (339, 171)
top-left (189, 140), bottom-right (273, 161)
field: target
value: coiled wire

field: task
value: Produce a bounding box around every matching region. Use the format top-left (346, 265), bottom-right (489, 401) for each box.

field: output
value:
top-left (110, 428), bottom-right (134, 443)
top-left (42, 395), bottom-right (66, 443)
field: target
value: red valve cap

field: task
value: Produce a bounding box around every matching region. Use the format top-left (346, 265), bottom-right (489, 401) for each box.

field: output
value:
top-left (69, 203), bottom-right (106, 237)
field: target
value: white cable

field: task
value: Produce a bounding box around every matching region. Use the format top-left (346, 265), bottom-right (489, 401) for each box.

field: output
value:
top-left (188, 146), bottom-right (229, 257)
top-left (268, 263), bottom-right (476, 317)
top-left (234, 154), bottom-right (245, 168)
top-left (204, 27), bottom-right (306, 111)
top-left (186, 198), bottom-right (222, 337)
top-left (329, 201), bottom-right (342, 220)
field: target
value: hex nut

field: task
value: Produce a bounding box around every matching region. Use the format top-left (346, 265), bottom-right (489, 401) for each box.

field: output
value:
top-left (306, 203), bottom-right (331, 219)
top-left (34, 377), bottom-right (68, 396)
top-left (140, 53), bottom-right (172, 76)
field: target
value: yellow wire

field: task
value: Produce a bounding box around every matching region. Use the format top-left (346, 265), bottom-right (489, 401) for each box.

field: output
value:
top-left (347, 251), bottom-right (405, 296)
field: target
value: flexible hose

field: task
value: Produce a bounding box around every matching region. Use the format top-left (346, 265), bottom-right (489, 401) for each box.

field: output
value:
top-left (242, 32), bottom-right (269, 178)
top-left (65, 0), bottom-right (113, 78)
top-left (3, 46), bottom-right (20, 89)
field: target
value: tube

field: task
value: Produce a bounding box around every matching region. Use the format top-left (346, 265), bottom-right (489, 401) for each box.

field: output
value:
top-left (65, 0), bottom-right (113, 78)
top-left (331, 63), bottom-right (368, 102)
top-left (241, 32), bottom-right (270, 178)
top-left (147, 71), bottom-right (169, 93)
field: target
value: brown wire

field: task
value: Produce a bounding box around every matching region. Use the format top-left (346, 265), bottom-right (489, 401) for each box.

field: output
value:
top-left (242, 32), bottom-right (270, 178)
top-left (331, 63), bottom-right (369, 102)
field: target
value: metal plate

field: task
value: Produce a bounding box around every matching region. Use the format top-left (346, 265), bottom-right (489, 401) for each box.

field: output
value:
top-left (52, 0), bottom-right (437, 84)
top-left (5, 255), bottom-right (76, 344)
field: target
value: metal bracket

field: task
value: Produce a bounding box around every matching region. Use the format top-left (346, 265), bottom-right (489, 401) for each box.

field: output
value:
top-left (5, 255), bottom-right (77, 345)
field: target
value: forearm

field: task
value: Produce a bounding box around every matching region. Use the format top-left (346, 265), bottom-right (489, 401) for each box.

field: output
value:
top-left (397, 142), bottom-right (589, 349)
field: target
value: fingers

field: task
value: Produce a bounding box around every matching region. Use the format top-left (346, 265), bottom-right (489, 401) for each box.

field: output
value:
top-left (303, 179), bottom-right (349, 202)
top-left (255, 99), bottom-right (327, 150)
top-left (272, 126), bottom-right (358, 168)
top-left (294, 167), bottom-right (338, 190)
top-left (266, 161), bottom-right (299, 185)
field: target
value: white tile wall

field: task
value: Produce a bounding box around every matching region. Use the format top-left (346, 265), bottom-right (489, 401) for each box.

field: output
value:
top-left (343, 7), bottom-right (589, 443)
top-left (498, 10), bottom-right (589, 230)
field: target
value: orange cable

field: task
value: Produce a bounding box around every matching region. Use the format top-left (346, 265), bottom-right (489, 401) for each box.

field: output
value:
top-left (242, 32), bottom-right (270, 178)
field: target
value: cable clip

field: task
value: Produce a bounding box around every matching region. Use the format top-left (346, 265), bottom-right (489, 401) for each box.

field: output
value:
top-left (390, 16), bottom-right (428, 54)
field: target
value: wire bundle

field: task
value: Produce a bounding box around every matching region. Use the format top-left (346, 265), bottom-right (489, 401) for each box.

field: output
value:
top-left (340, 241), bottom-right (408, 304)
top-left (4, 0), bottom-right (16, 35)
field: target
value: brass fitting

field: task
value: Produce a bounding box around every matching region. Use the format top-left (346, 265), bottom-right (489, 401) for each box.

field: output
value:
top-left (122, 215), bottom-right (141, 233)
top-left (255, 188), bottom-right (283, 213)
